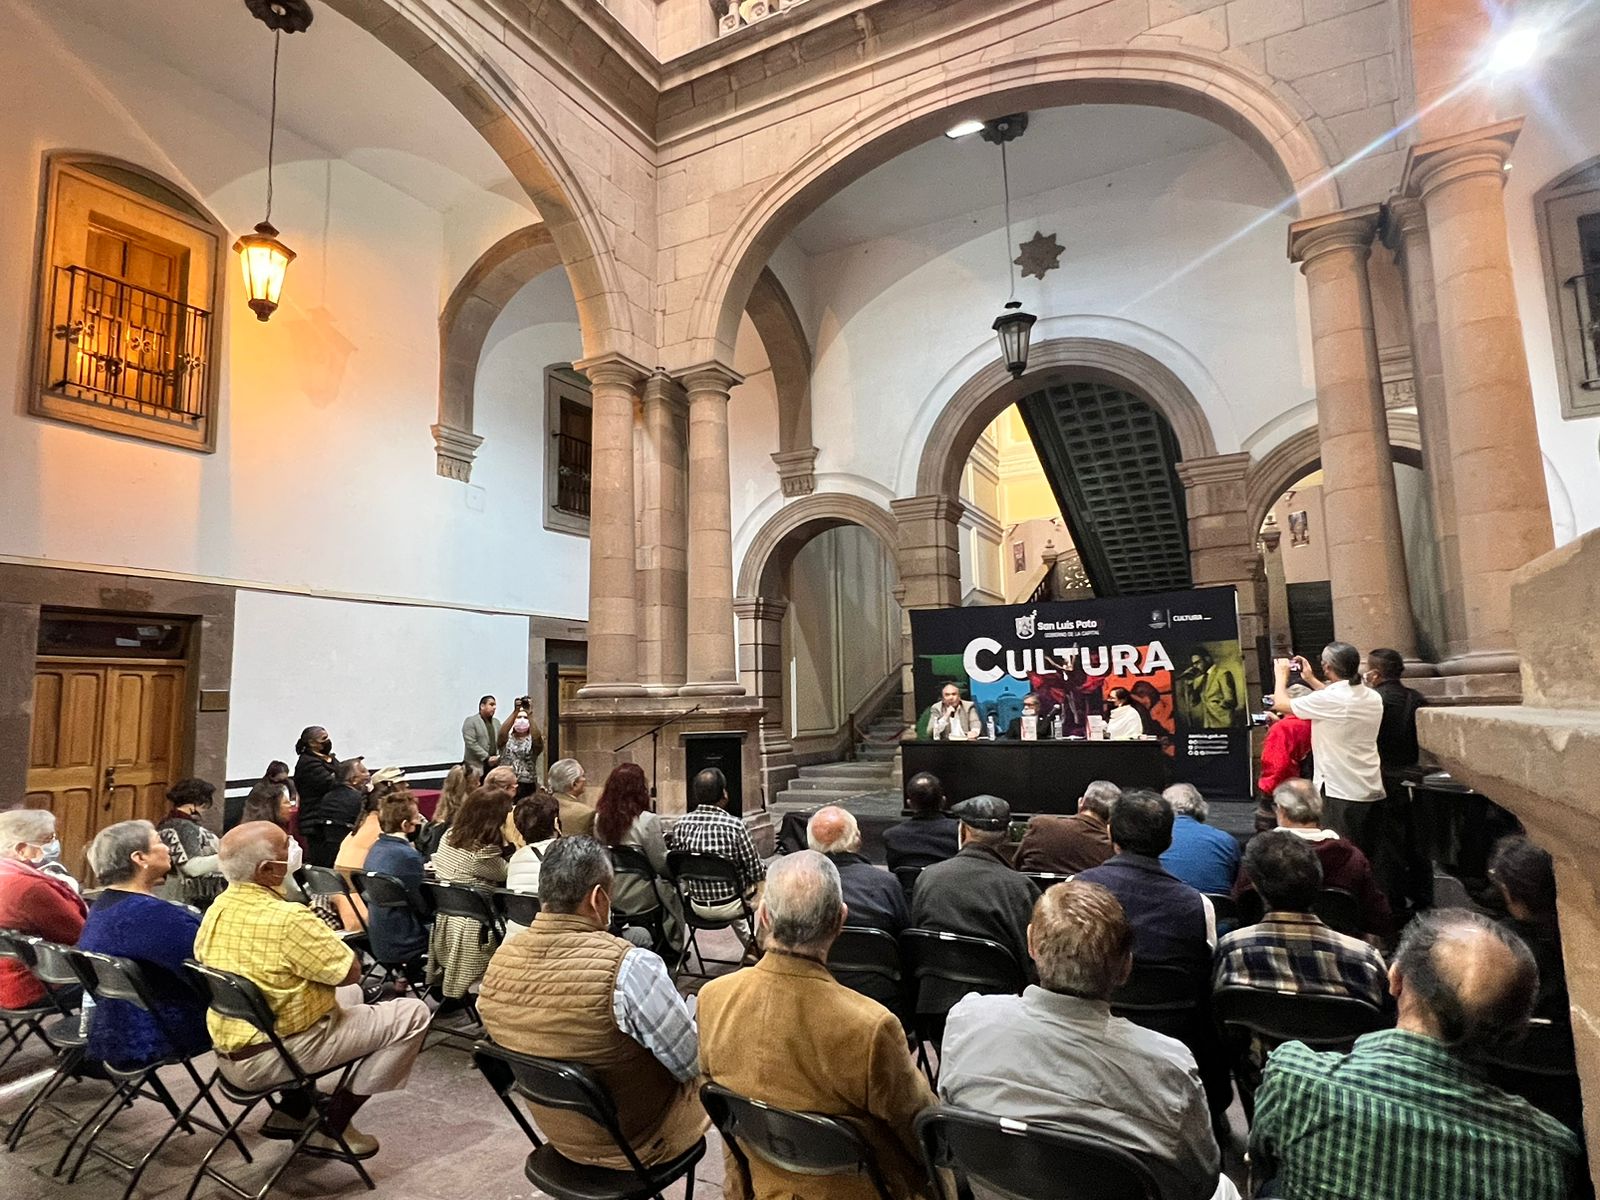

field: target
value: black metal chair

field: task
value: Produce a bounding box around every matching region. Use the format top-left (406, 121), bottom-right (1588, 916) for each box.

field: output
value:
top-left (297, 865), bottom-right (386, 998)
top-left (0, 928), bottom-right (78, 1075)
top-left (420, 881), bottom-right (504, 1023)
top-left (892, 865), bottom-right (922, 901)
top-left (58, 949), bottom-right (247, 1200)
top-left (1212, 984), bottom-right (1388, 1117)
top-left (182, 961), bottom-right (377, 1199)
top-left (664, 850), bottom-right (755, 977)
top-left (916, 1107), bottom-right (1162, 1200)
top-left (356, 871), bottom-right (431, 992)
top-left (471, 1040), bottom-right (706, 1200)
top-left (1484, 1016), bottom-right (1582, 1132)
top-left (0, 935), bottom-right (93, 1152)
top-left (1111, 961), bottom-right (1202, 1039)
top-left (494, 888), bottom-right (542, 931)
top-left (899, 930), bottom-right (1026, 1079)
top-left (608, 845), bottom-right (671, 954)
top-left (702, 1082), bottom-right (893, 1200)
top-left (1311, 887), bottom-right (1363, 938)
top-left (1204, 893), bottom-right (1241, 926)
top-left (1023, 872), bottom-right (1073, 892)
top-left (826, 926), bottom-right (911, 1026)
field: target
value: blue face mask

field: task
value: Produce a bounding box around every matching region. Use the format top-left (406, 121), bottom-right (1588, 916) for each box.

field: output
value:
top-left (35, 839), bottom-right (61, 866)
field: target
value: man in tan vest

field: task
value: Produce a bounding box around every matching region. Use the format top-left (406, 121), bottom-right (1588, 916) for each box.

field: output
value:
top-left (478, 836), bottom-right (706, 1169)
top-left (698, 850), bottom-right (937, 1199)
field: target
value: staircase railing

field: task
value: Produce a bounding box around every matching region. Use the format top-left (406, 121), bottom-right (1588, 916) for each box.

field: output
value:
top-left (846, 670), bottom-right (906, 762)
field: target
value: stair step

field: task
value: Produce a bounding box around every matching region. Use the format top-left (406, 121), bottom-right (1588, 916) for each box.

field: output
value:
top-left (795, 769), bottom-right (894, 783)
top-left (856, 747), bottom-right (900, 760)
top-left (773, 788), bottom-right (875, 806)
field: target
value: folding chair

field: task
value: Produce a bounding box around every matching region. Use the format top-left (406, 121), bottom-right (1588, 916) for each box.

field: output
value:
top-left (296, 866), bottom-right (384, 998)
top-left (1023, 872), bottom-right (1073, 892)
top-left (826, 927), bottom-right (911, 1026)
top-left (1204, 893), bottom-right (1241, 926)
top-left (1485, 1015), bottom-right (1582, 1132)
top-left (1110, 961), bottom-right (1201, 1040)
top-left (0, 935), bottom-right (92, 1152)
top-left (0, 928), bottom-right (77, 1075)
top-left (664, 850), bottom-right (755, 978)
top-left (609, 845), bottom-right (670, 954)
top-left (892, 865), bottom-right (922, 901)
top-left (916, 1107), bottom-right (1162, 1200)
top-left (57, 949), bottom-right (248, 1200)
top-left (181, 961), bottom-right (377, 1199)
top-left (1212, 984), bottom-right (1387, 1117)
top-left (1311, 888), bottom-right (1363, 938)
top-left (472, 1040), bottom-right (705, 1200)
top-left (356, 871), bottom-right (432, 992)
top-left (421, 881), bottom-right (503, 1023)
top-left (493, 888), bottom-right (541, 932)
top-left (899, 929), bottom-right (1026, 1080)
top-left (702, 1082), bottom-right (893, 1200)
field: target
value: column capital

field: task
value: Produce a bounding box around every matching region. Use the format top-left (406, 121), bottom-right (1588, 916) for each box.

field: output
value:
top-left (891, 494), bottom-right (966, 525)
top-left (1400, 117), bottom-right (1522, 199)
top-left (573, 353), bottom-right (650, 390)
top-left (734, 596), bottom-right (789, 621)
top-left (430, 422), bottom-right (484, 483)
top-left (1174, 451), bottom-right (1251, 488)
top-left (1287, 205), bottom-right (1382, 268)
top-left (771, 446), bottom-right (819, 497)
top-left (678, 361), bottom-right (744, 395)
top-left (641, 370), bottom-right (688, 412)
top-left (1379, 196), bottom-right (1428, 253)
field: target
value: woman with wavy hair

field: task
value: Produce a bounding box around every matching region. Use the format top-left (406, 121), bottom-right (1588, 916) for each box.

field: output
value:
top-left (427, 786), bottom-right (512, 1021)
top-left (594, 763), bottom-right (683, 954)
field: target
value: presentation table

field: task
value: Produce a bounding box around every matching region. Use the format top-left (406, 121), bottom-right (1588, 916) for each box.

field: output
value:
top-left (902, 738), bottom-right (1169, 815)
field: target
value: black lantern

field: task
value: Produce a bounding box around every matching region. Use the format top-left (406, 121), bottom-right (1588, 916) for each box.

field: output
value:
top-left (993, 300), bottom-right (1036, 378)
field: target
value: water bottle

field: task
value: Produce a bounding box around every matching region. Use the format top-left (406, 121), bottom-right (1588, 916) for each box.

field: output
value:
top-left (987, 714), bottom-right (997, 740)
top-left (1052, 712), bottom-right (1064, 739)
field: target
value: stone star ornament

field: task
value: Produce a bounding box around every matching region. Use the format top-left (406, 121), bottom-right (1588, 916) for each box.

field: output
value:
top-left (1015, 231), bottom-right (1064, 280)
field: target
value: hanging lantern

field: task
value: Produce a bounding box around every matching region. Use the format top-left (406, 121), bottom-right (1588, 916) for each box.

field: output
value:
top-left (993, 300), bottom-right (1036, 378)
top-left (233, 222), bottom-right (296, 322)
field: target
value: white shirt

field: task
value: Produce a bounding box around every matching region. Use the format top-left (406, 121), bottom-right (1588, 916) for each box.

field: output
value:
top-left (1290, 680), bottom-right (1385, 802)
top-left (1105, 705), bottom-right (1144, 740)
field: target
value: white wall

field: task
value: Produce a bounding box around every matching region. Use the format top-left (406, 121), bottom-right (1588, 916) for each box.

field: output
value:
top-left (227, 590), bottom-right (530, 777)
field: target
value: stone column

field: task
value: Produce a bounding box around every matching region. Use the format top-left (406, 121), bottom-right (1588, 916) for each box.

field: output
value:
top-left (1403, 121), bottom-right (1555, 674)
top-left (891, 495), bottom-right (964, 723)
top-left (1177, 453), bottom-right (1266, 688)
top-left (574, 355), bottom-right (647, 698)
top-left (1288, 207), bottom-right (1419, 659)
top-left (638, 372), bottom-right (689, 695)
top-left (680, 364), bottom-right (745, 696)
top-left (1384, 198), bottom-right (1467, 662)
top-left (735, 596), bottom-right (797, 797)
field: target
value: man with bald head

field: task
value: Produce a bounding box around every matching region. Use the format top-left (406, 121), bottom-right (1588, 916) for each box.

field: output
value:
top-left (1252, 909), bottom-right (1580, 1199)
top-left (194, 822), bottom-right (431, 1159)
top-left (697, 851), bottom-right (936, 1199)
top-left (807, 805), bottom-right (908, 935)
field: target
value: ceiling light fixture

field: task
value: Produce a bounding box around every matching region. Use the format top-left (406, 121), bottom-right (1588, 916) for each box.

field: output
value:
top-left (981, 114), bottom-right (1036, 379)
top-left (945, 119), bottom-right (985, 139)
top-left (235, 1), bottom-right (312, 323)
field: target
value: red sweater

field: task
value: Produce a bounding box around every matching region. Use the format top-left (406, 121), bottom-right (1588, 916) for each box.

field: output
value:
top-left (1257, 713), bottom-right (1312, 795)
top-left (0, 859), bottom-right (87, 1007)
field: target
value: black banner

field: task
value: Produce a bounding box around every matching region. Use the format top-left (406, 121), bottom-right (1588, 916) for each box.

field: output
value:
top-left (909, 586), bottom-right (1251, 798)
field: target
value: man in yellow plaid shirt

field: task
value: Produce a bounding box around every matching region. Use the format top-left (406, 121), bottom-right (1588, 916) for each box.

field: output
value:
top-left (195, 822), bottom-right (430, 1158)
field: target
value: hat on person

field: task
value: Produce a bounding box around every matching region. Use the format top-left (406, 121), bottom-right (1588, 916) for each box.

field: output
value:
top-left (369, 766), bottom-right (406, 786)
top-left (948, 794), bottom-right (1010, 831)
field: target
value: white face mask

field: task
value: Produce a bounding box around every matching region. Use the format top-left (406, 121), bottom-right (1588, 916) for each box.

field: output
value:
top-left (285, 840), bottom-right (303, 874)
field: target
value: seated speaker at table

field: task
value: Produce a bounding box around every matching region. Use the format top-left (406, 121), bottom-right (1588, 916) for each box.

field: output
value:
top-left (1003, 692), bottom-right (1054, 741)
top-left (926, 682), bottom-right (981, 740)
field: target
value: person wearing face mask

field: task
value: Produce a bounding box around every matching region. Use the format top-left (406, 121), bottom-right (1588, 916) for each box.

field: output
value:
top-left (156, 777), bottom-right (226, 908)
top-left (478, 836), bottom-right (708, 1172)
top-left (498, 710), bottom-right (542, 786)
top-left (195, 822), bottom-right (431, 1158)
top-left (292, 725), bottom-right (341, 815)
top-left (302, 757), bottom-right (370, 869)
top-left (1003, 692), bottom-right (1055, 741)
top-left (0, 808), bottom-right (87, 1010)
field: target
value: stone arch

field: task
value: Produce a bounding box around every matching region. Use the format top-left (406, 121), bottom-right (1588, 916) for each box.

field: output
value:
top-left (432, 224), bottom-right (564, 479)
top-left (915, 337), bottom-right (1219, 501)
top-left (744, 268), bottom-right (817, 494)
top-left (324, 0), bottom-right (632, 359)
top-left (736, 493), bottom-right (901, 603)
top-left (1245, 414), bottom-right (1425, 536)
top-left (690, 46), bottom-right (1341, 364)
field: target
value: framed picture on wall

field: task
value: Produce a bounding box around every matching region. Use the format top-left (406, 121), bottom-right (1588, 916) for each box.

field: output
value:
top-left (1012, 541), bottom-right (1027, 572)
top-left (1288, 510), bottom-right (1310, 547)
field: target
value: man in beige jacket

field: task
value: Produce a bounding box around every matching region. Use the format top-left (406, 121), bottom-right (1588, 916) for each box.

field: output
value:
top-left (697, 851), bottom-right (937, 1199)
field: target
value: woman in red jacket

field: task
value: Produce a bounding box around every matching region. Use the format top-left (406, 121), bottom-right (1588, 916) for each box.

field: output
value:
top-left (0, 809), bottom-right (87, 1008)
top-left (1254, 684), bottom-right (1314, 833)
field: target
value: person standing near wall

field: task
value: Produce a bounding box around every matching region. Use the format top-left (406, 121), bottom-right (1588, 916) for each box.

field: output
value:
top-left (1365, 647), bottom-right (1433, 913)
top-left (461, 696), bottom-right (500, 775)
top-left (497, 702), bottom-right (544, 785)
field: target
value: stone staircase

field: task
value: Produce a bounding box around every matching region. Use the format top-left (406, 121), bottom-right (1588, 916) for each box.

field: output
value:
top-left (772, 708), bottom-right (905, 808)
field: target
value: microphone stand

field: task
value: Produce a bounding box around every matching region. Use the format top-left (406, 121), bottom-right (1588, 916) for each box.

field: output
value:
top-left (614, 705), bottom-right (703, 797)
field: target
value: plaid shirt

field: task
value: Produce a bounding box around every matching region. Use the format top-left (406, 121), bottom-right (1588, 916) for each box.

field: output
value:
top-left (613, 947), bottom-right (698, 1082)
top-left (1252, 1030), bottom-right (1580, 1200)
top-left (1212, 911), bottom-right (1388, 1008)
top-left (667, 805), bottom-right (765, 905)
top-left (194, 882), bottom-right (354, 1052)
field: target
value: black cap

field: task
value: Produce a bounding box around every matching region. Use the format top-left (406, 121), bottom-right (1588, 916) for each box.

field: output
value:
top-left (948, 794), bottom-right (1010, 831)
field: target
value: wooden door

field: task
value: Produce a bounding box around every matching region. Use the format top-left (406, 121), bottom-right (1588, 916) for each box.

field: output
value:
top-left (25, 662), bottom-right (187, 875)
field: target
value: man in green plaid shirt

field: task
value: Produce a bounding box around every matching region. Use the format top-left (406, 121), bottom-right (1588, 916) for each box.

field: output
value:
top-left (1251, 909), bottom-right (1579, 1200)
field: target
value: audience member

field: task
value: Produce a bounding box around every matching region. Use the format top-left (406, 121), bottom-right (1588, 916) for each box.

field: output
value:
top-left (1016, 780), bottom-right (1119, 875)
top-left (911, 795), bottom-right (1039, 1015)
top-left (78, 820), bottom-right (209, 1069)
top-left (698, 852), bottom-right (936, 1199)
top-left (1241, 780), bottom-right (1390, 939)
top-left (547, 758), bottom-right (596, 836)
top-left (593, 763), bottom-right (684, 953)
top-left (0, 808), bottom-right (86, 1009)
top-left (882, 771), bottom-right (959, 873)
top-left (479, 837), bottom-right (707, 1169)
top-left (195, 822), bottom-right (430, 1157)
top-left (941, 881), bottom-right (1238, 1200)
top-left (1366, 647), bottom-right (1434, 909)
top-left (1076, 789), bottom-right (1227, 1121)
top-left (926, 681), bottom-right (980, 740)
top-left (1214, 832), bottom-right (1388, 1030)
top-left (227, 761), bottom-right (294, 831)
top-left (807, 806), bottom-right (908, 934)
top-left (418, 763), bottom-right (478, 858)
top-left (302, 757), bottom-right (369, 869)
top-left (428, 787), bottom-right (512, 1020)
top-left (504, 790), bottom-right (561, 938)
top-left (156, 778), bottom-right (225, 906)
top-left (1366, 648), bottom-right (1426, 777)
top-left (1255, 683), bottom-right (1313, 832)
top-left (498, 709), bottom-right (542, 785)
top-left (1104, 687), bottom-right (1145, 740)
top-left (331, 784), bottom-right (398, 930)
top-left (668, 767), bottom-right (766, 958)
top-left (461, 695), bottom-right (500, 775)
top-left (293, 725), bottom-right (340, 814)
top-left (482, 764), bottom-right (519, 797)
top-left (240, 779), bottom-right (297, 831)
top-left (361, 793), bottom-right (429, 975)
top-left (1489, 835), bottom-right (1566, 1021)
top-left (1251, 910), bottom-right (1580, 1200)
top-left (1003, 691), bottom-right (1053, 740)
top-left (1272, 643), bottom-right (1384, 855)
top-left (1160, 783), bottom-right (1241, 897)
